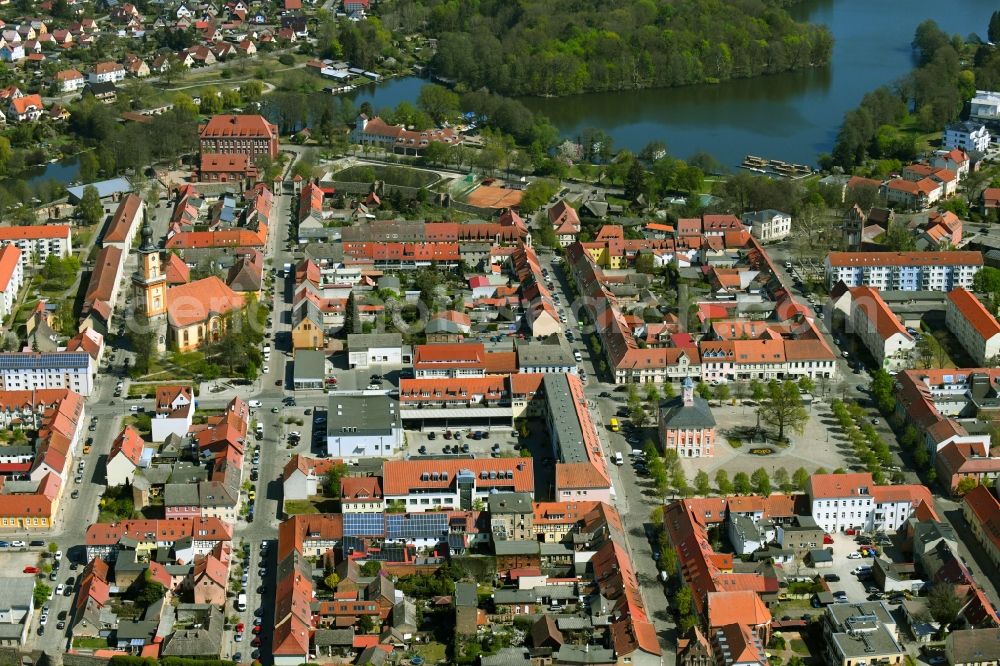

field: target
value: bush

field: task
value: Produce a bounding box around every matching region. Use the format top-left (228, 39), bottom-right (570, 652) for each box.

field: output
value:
top-left (278, 54), bottom-right (295, 66)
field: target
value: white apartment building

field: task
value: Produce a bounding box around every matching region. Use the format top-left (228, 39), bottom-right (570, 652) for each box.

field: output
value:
top-left (0, 245), bottom-right (23, 320)
top-left (741, 209), bottom-right (792, 242)
top-left (970, 90), bottom-right (1000, 123)
top-left (945, 288), bottom-right (1000, 366)
top-left (0, 352), bottom-right (94, 396)
top-left (944, 121), bottom-right (991, 153)
top-left (847, 287), bottom-right (915, 371)
top-left (0, 225), bottom-right (72, 270)
top-left (88, 62), bottom-right (126, 84)
top-left (324, 394), bottom-right (402, 459)
top-left (808, 472), bottom-right (929, 534)
top-left (382, 458), bottom-right (534, 513)
top-left (825, 251), bottom-right (982, 291)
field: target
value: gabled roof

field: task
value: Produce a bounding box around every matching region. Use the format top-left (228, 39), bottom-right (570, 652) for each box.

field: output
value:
top-left (948, 288), bottom-right (1000, 341)
top-left (166, 276), bottom-right (245, 328)
top-left (0, 244), bottom-right (21, 292)
top-left (109, 425), bottom-right (144, 466)
top-left (707, 590), bottom-right (771, 627)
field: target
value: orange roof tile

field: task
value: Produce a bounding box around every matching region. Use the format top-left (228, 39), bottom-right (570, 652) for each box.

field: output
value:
top-left (707, 590), bottom-right (772, 628)
top-left (0, 244), bottom-right (20, 292)
top-left (827, 251), bottom-right (983, 268)
top-left (948, 288), bottom-right (1000, 341)
top-left (382, 458), bottom-right (533, 496)
top-left (166, 276), bottom-right (245, 328)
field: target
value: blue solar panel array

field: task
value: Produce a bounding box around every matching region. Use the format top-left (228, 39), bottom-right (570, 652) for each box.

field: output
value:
top-left (0, 353), bottom-right (90, 369)
top-left (387, 513), bottom-right (449, 540)
top-left (343, 512), bottom-right (385, 537)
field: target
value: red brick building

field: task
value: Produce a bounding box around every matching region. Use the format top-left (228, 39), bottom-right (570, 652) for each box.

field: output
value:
top-left (198, 114), bottom-right (278, 160)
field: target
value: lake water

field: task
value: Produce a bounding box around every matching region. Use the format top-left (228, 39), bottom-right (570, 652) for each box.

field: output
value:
top-left (344, 0), bottom-right (1000, 168)
top-left (26, 157), bottom-right (80, 188)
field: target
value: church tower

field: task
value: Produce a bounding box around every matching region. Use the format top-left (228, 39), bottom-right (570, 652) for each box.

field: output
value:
top-left (132, 211), bottom-right (167, 319)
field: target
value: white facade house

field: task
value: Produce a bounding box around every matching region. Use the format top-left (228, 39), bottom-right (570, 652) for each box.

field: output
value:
top-left (105, 426), bottom-right (144, 487)
top-left (0, 225), bottom-right (72, 270)
top-left (0, 245), bottom-right (23, 320)
top-left (0, 352), bottom-right (94, 396)
top-left (741, 209), bottom-right (792, 242)
top-left (847, 287), bottom-right (915, 371)
top-left (151, 385), bottom-right (194, 442)
top-left (944, 121), bottom-right (991, 153)
top-left (325, 394), bottom-right (402, 459)
top-left (945, 288), bottom-right (1000, 366)
top-left (55, 69), bottom-right (85, 93)
top-left (346, 333), bottom-right (404, 369)
top-left (970, 90), bottom-right (1000, 123)
top-left (825, 251), bottom-right (982, 291)
top-left (382, 458), bottom-right (534, 513)
top-left (88, 63), bottom-right (126, 84)
top-left (808, 472), bottom-right (877, 534)
top-left (808, 472), bottom-right (928, 534)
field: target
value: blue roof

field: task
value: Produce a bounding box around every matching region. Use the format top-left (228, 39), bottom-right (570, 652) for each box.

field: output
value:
top-left (343, 512), bottom-right (385, 537)
top-left (67, 177), bottom-right (133, 202)
top-left (387, 513), bottom-right (448, 540)
top-left (0, 352), bottom-right (91, 370)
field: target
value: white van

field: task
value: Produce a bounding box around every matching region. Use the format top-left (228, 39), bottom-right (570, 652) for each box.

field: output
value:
top-left (248, 399), bottom-right (262, 408)
top-left (614, 452), bottom-right (624, 465)
top-left (573, 351), bottom-right (583, 362)
top-left (235, 593), bottom-right (247, 611)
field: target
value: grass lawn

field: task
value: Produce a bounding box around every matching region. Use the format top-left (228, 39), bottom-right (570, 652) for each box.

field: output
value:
top-left (410, 641), bottom-right (447, 665)
top-left (284, 498), bottom-right (338, 515)
top-left (127, 382), bottom-right (195, 399)
top-left (790, 639), bottom-right (809, 655)
top-left (72, 637), bottom-right (109, 649)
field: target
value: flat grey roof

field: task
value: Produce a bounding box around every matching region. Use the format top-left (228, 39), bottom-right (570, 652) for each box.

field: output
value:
top-left (493, 540), bottom-right (540, 556)
top-left (327, 394), bottom-right (400, 436)
top-left (516, 338), bottom-right (574, 367)
top-left (347, 333), bottom-right (402, 351)
top-left (294, 350), bottom-right (327, 382)
top-left (830, 624), bottom-right (903, 660)
top-left (0, 577), bottom-right (35, 610)
top-left (68, 177), bottom-right (132, 202)
top-left (488, 492), bottom-right (534, 515)
top-left (542, 374), bottom-right (589, 465)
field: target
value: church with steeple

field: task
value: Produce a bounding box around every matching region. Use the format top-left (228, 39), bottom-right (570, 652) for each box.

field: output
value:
top-left (132, 210), bottom-right (167, 319)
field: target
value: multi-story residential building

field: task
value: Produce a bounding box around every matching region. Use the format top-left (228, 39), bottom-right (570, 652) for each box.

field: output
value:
top-left (741, 209), bottom-right (792, 242)
top-left (847, 287), bottom-right (915, 371)
top-left (548, 200), bottom-right (581, 247)
top-left (84, 517), bottom-right (232, 562)
top-left (340, 476), bottom-right (383, 513)
top-left (935, 442), bottom-right (1000, 496)
top-left (946, 628), bottom-right (1000, 666)
top-left (962, 485), bottom-right (1000, 571)
top-left (101, 194), bottom-right (143, 251)
top-left (658, 378), bottom-right (717, 458)
top-left (543, 374), bottom-right (613, 503)
top-left (105, 425), bottom-right (144, 487)
top-left (349, 114), bottom-right (462, 155)
top-left (895, 368), bottom-right (998, 456)
top-left (488, 492), bottom-right (535, 542)
top-left (807, 472), bottom-right (935, 534)
top-left (824, 251), bottom-right (983, 291)
top-left (0, 245), bottom-right (23, 320)
top-left (281, 454), bottom-right (339, 501)
top-left (0, 224), bottom-right (72, 269)
top-left (88, 62), bottom-right (125, 84)
top-left (0, 352), bottom-right (94, 396)
top-left (55, 68), bottom-right (84, 92)
top-left (324, 394), bottom-right (401, 459)
top-left (382, 458), bottom-right (534, 513)
top-left (944, 120), bottom-right (991, 153)
top-left (945, 288), bottom-right (1000, 366)
top-left (412, 342), bottom-right (488, 378)
top-left (198, 114), bottom-right (278, 160)
top-left (151, 385), bottom-right (194, 442)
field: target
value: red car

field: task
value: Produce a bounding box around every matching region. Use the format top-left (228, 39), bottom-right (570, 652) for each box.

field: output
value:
top-left (235, 623), bottom-right (245, 633)
top-left (22, 566), bottom-right (38, 574)
top-left (251, 638), bottom-right (261, 647)
top-left (252, 625), bottom-right (262, 634)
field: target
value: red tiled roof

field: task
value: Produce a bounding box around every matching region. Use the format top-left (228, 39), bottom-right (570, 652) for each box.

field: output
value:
top-left (201, 153), bottom-right (252, 173)
top-left (166, 276), bottom-right (245, 328)
top-left (0, 244), bottom-right (20, 292)
top-left (199, 114), bottom-right (277, 140)
top-left (963, 485), bottom-right (1000, 554)
top-left (948, 288), bottom-right (1000, 341)
top-left (340, 476), bottom-right (382, 501)
top-left (412, 342), bottom-right (485, 369)
top-left (0, 224), bottom-right (70, 240)
top-left (104, 193), bottom-right (141, 244)
top-left (707, 590), bottom-right (771, 628)
top-left (109, 425), bottom-right (144, 466)
top-left (85, 517), bottom-right (232, 547)
top-left (827, 251), bottom-right (983, 267)
top-left (382, 458), bottom-right (533, 496)
top-left (851, 287), bottom-right (911, 341)
top-left (808, 472), bottom-right (874, 499)
top-left (164, 253), bottom-right (190, 284)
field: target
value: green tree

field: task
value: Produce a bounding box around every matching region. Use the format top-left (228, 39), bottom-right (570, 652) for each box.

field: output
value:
top-left (417, 84), bottom-right (460, 124)
top-left (356, 614), bottom-right (375, 634)
top-left (870, 369), bottom-right (896, 413)
top-left (733, 472), bottom-right (752, 495)
top-left (715, 469), bottom-right (733, 495)
top-left (713, 384), bottom-right (731, 403)
top-left (913, 446), bottom-right (930, 470)
top-left (990, 11), bottom-right (1000, 44)
top-left (519, 178), bottom-right (559, 212)
top-left (33, 583), bottom-right (50, 608)
top-left (696, 382), bottom-right (712, 400)
top-left (325, 463), bottom-right (347, 497)
top-left (324, 572), bottom-right (341, 590)
top-left (694, 470), bottom-right (711, 496)
top-left (135, 568), bottom-right (166, 606)
top-left (759, 380), bottom-right (809, 441)
top-left (630, 405), bottom-right (648, 428)
top-left (47, 542), bottom-right (57, 554)
top-left (750, 379), bottom-right (765, 402)
top-left (774, 467), bottom-right (792, 493)
top-left (77, 184), bottom-right (103, 225)
top-left (360, 561), bottom-right (382, 576)
top-left (797, 376), bottom-right (815, 394)
top-left (751, 468), bottom-right (772, 496)
top-left (927, 583), bottom-right (963, 627)
top-left (955, 477), bottom-right (979, 495)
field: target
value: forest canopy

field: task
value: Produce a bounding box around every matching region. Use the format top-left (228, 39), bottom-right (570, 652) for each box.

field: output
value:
top-left (424, 0), bottom-right (833, 96)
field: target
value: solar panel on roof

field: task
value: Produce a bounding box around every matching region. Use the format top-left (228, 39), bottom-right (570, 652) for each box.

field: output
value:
top-left (0, 353), bottom-right (90, 369)
top-left (387, 513), bottom-right (448, 540)
top-left (343, 512), bottom-right (384, 537)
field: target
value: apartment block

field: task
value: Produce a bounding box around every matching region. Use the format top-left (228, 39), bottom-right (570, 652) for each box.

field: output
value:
top-left (825, 251), bottom-right (982, 291)
top-left (945, 288), bottom-right (1000, 365)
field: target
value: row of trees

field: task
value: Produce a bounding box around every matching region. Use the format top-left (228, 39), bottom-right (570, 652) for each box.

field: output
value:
top-left (426, 0), bottom-right (832, 97)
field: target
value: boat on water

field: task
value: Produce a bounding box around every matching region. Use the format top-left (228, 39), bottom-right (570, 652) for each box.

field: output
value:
top-left (739, 155), bottom-right (814, 179)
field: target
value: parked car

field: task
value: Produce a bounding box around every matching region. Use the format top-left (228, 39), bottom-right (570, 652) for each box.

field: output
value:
top-left (823, 574), bottom-right (840, 582)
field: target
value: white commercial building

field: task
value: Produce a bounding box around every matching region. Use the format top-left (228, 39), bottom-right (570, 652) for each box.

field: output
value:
top-left (945, 288), bottom-right (1000, 366)
top-left (346, 333), bottom-right (404, 369)
top-left (325, 394), bottom-right (402, 459)
top-left (0, 225), bottom-right (72, 270)
top-left (825, 251), bottom-right (982, 291)
top-left (741, 209), bottom-right (792, 242)
top-left (970, 90), bottom-right (1000, 123)
top-left (381, 458), bottom-right (534, 513)
top-left (0, 352), bottom-right (94, 396)
top-left (808, 472), bottom-right (929, 534)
